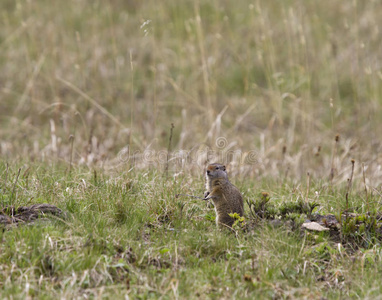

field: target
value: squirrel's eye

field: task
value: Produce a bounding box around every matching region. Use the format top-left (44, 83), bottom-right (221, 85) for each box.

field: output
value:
top-left (215, 167), bottom-right (219, 170)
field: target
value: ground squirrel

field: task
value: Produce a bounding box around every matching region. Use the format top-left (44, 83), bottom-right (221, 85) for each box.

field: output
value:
top-left (204, 163), bottom-right (244, 228)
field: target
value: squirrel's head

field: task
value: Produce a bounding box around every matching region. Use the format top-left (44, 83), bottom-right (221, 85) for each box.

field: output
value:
top-left (206, 163), bottom-right (228, 180)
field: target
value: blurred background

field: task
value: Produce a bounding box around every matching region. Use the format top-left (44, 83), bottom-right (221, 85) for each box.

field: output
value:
top-left (1, 0), bottom-right (381, 183)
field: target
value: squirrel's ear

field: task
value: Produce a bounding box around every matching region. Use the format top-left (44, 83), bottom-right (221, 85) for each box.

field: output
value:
top-left (223, 165), bottom-right (226, 171)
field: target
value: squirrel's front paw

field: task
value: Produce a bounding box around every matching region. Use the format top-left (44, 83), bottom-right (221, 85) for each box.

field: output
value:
top-left (206, 201), bottom-right (214, 208)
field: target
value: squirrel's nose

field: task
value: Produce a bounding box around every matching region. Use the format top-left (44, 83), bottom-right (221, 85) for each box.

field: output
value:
top-left (206, 170), bottom-right (210, 174)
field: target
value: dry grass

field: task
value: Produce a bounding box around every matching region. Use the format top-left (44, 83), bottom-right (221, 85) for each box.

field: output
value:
top-left (1, 0), bottom-right (382, 298)
top-left (1, 1), bottom-right (381, 183)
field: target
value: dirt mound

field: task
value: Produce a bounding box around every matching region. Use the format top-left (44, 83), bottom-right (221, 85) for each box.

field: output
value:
top-left (0, 204), bottom-right (64, 225)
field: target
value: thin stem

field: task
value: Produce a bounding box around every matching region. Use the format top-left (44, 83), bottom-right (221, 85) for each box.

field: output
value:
top-left (11, 168), bottom-right (22, 206)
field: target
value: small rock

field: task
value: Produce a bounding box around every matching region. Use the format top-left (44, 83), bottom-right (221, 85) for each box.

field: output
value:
top-left (302, 222), bottom-right (329, 231)
top-left (269, 219), bottom-right (283, 227)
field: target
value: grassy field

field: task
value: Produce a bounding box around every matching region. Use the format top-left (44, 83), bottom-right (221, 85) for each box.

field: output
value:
top-left (1, 0), bottom-right (382, 298)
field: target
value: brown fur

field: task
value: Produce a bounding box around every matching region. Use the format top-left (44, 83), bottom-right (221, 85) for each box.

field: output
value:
top-left (204, 163), bottom-right (244, 228)
top-left (204, 163), bottom-right (226, 198)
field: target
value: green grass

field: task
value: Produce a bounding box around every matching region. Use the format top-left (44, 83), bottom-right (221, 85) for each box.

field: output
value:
top-left (1, 163), bottom-right (382, 298)
top-left (1, 0), bottom-right (382, 298)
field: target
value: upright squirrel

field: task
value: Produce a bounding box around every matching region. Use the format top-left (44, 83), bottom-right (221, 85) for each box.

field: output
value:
top-left (204, 163), bottom-right (244, 228)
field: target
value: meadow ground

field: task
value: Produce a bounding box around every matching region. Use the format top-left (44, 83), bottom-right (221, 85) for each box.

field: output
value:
top-left (1, 0), bottom-right (382, 298)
